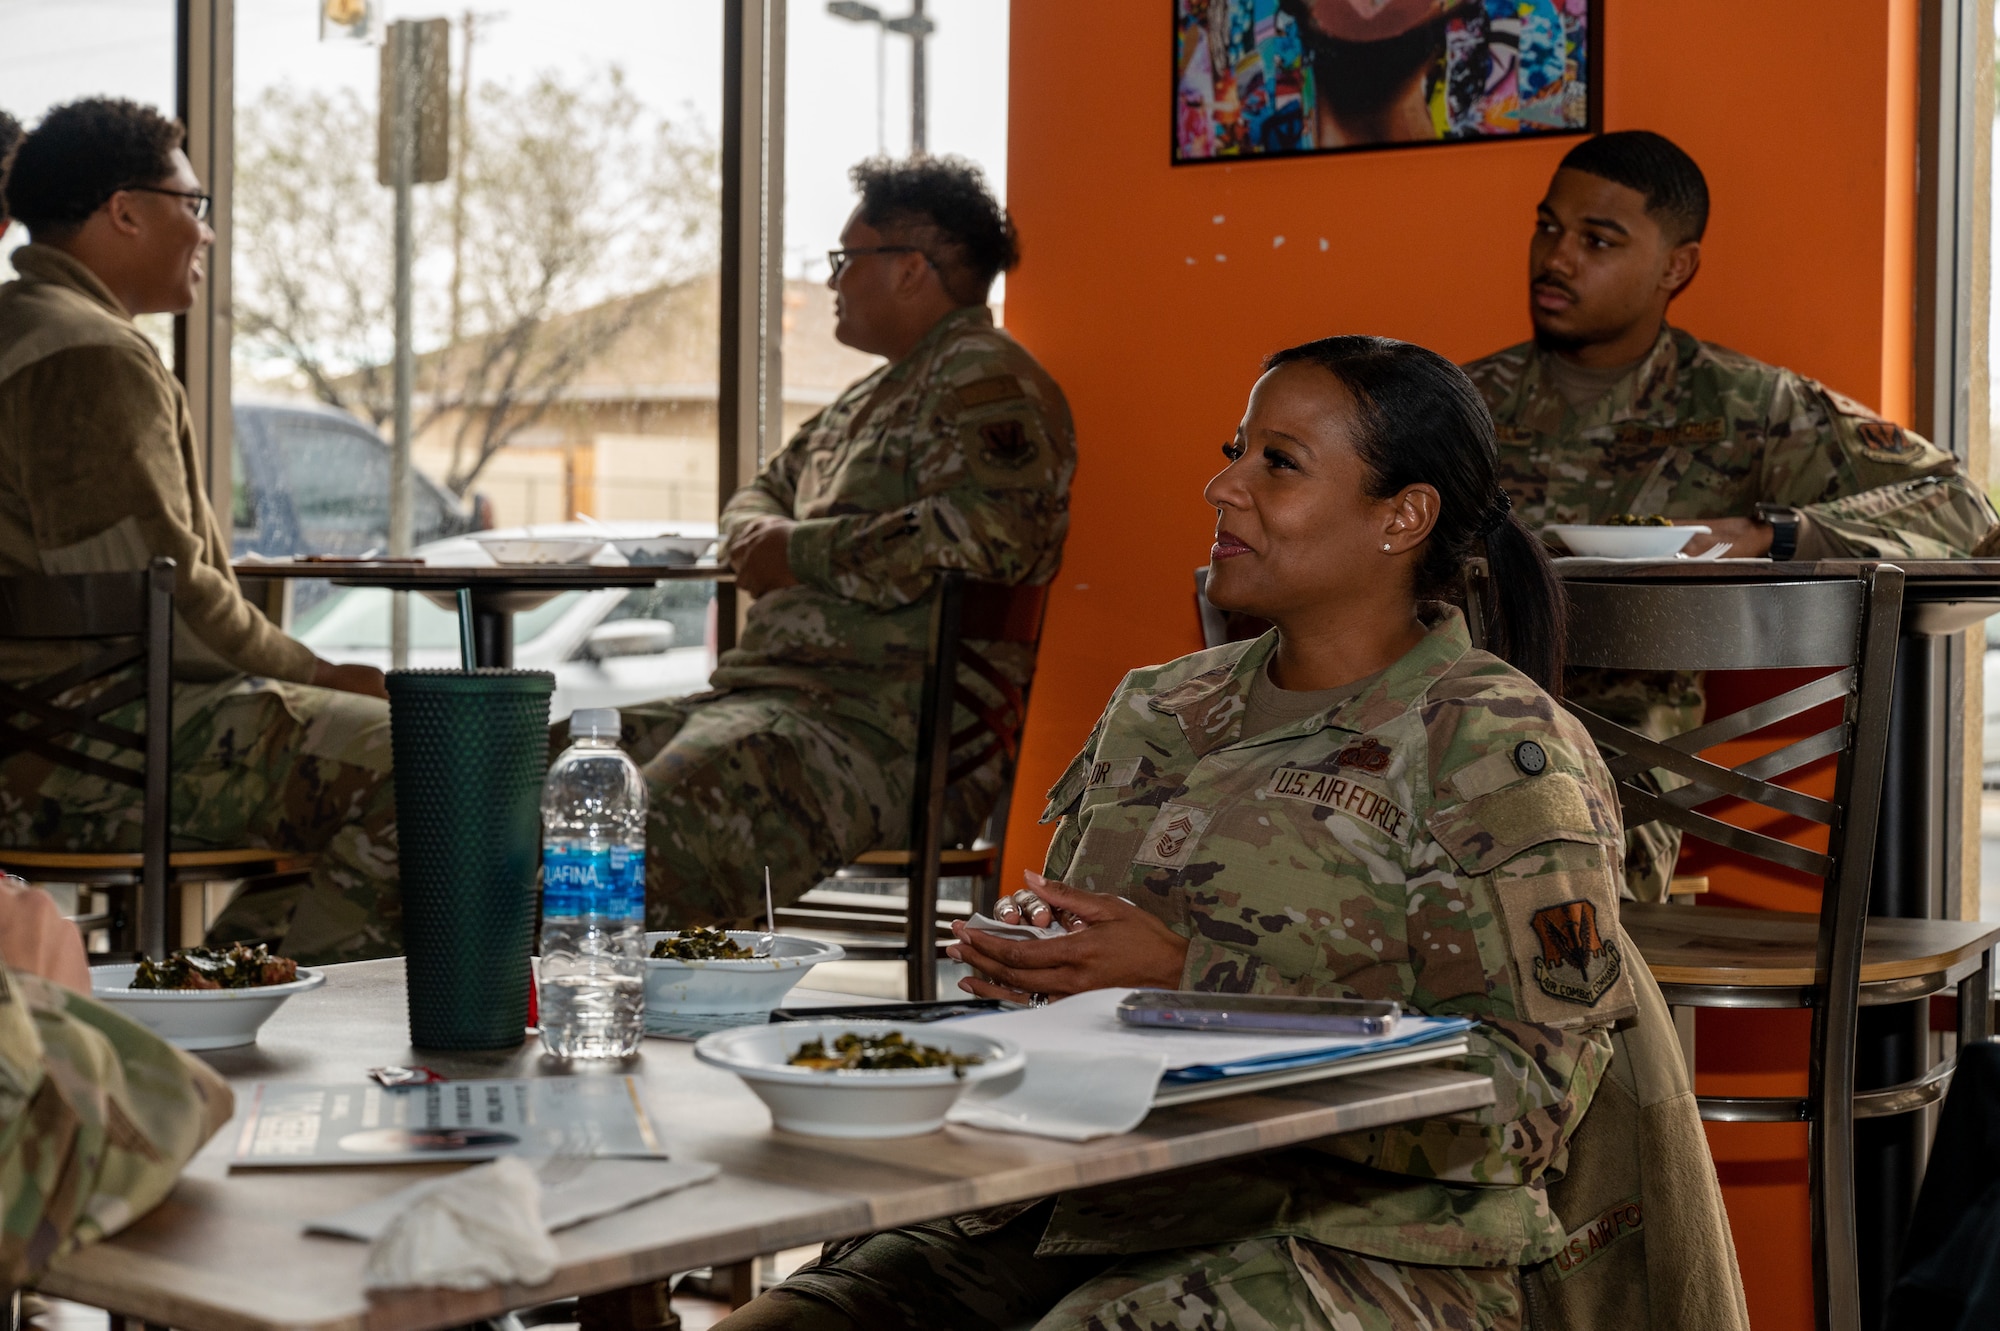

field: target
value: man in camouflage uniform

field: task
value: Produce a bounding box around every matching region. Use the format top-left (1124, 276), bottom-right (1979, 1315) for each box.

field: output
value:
top-left (622, 156), bottom-right (1074, 926)
top-left (0, 100), bottom-right (400, 963)
top-left (1, 877), bottom-right (233, 1291)
top-left (1465, 130), bottom-right (2000, 899)
top-left (723, 604), bottom-right (1646, 1329)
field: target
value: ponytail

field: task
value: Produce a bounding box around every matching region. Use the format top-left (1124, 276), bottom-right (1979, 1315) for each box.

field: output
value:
top-left (1263, 335), bottom-right (1570, 696)
top-left (1480, 508), bottom-right (1567, 696)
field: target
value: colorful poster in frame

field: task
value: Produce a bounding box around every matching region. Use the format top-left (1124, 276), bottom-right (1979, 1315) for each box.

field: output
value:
top-left (1173, 0), bottom-right (1600, 163)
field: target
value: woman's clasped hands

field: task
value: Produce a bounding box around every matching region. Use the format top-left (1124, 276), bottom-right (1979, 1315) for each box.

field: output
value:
top-left (948, 870), bottom-right (1190, 1004)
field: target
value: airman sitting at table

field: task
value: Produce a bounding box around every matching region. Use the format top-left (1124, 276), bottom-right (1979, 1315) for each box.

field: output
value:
top-left (616, 155), bottom-right (1076, 928)
top-left (0, 99), bottom-right (401, 963)
top-left (714, 337), bottom-right (1744, 1331)
top-left (1464, 129), bottom-right (2000, 899)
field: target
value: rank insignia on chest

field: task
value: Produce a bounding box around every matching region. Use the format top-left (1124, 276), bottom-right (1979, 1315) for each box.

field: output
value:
top-left (1529, 900), bottom-right (1623, 1006)
top-left (1334, 737), bottom-right (1393, 773)
top-left (1132, 803), bottom-right (1214, 869)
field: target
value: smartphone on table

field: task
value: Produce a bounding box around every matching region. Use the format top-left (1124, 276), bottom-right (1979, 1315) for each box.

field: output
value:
top-left (1115, 990), bottom-right (1398, 1037)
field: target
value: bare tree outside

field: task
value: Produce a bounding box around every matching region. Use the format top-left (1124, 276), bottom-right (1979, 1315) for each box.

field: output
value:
top-left (233, 60), bottom-right (718, 497)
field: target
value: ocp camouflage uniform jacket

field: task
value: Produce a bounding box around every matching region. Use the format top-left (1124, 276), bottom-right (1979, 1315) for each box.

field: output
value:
top-left (712, 304), bottom-right (1075, 751)
top-left (1465, 325), bottom-right (1998, 557)
top-left (0, 245), bottom-right (317, 687)
top-left (1016, 608), bottom-right (1637, 1268)
top-left (0, 964), bottom-right (232, 1290)
top-left (1466, 328), bottom-right (2000, 896)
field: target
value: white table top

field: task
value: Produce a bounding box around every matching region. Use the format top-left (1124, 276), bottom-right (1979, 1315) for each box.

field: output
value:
top-left (37, 958), bottom-right (1492, 1331)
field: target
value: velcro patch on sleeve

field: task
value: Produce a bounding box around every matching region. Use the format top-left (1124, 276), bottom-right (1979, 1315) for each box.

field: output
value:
top-left (955, 375), bottom-right (1027, 408)
top-left (1430, 775), bottom-right (1604, 877)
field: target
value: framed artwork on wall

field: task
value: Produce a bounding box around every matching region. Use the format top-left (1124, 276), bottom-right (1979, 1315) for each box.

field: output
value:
top-left (1173, 0), bottom-right (1600, 163)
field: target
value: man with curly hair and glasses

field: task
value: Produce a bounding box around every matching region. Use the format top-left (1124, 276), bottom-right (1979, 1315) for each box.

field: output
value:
top-left (618, 155), bottom-right (1077, 928)
top-left (0, 99), bottom-right (402, 965)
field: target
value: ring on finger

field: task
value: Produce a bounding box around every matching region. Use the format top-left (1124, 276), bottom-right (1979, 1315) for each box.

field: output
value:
top-left (1028, 991), bottom-right (1049, 1008)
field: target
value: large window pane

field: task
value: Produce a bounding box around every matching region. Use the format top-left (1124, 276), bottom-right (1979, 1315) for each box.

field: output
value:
top-left (780, 0), bottom-right (1012, 449)
top-left (1, 0), bottom-right (177, 350)
top-left (230, 1), bottom-right (724, 551)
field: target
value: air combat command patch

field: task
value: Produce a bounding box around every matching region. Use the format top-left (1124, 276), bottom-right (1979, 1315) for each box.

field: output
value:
top-left (1529, 899), bottom-right (1623, 1006)
top-left (978, 420), bottom-right (1038, 470)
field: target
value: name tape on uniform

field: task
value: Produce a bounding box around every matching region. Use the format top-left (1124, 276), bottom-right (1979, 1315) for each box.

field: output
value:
top-left (1267, 766), bottom-right (1409, 839)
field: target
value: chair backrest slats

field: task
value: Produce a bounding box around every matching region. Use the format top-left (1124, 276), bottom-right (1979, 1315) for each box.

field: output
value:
top-left (0, 558), bottom-right (176, 958)
top-left (902, 571), bottom-right (1053, 1000)
top-left (0, 570), bottom-right (153, 640)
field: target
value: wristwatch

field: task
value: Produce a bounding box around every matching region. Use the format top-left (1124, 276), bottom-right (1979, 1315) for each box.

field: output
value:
top-left (1755, 504), bottom-right (1801, 561)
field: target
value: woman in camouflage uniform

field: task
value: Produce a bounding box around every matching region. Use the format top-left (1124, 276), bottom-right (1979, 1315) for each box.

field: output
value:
top-left (719, 336), bottom-right (1640, 1330)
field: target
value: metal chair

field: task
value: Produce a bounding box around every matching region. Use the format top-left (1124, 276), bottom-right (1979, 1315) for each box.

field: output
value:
top-left (777, 571), bottom-right (1049, 999)
top-left (1564, 566), bottom-right (2000, 1331)
top-left (0, 558), bottom-right (310, 959)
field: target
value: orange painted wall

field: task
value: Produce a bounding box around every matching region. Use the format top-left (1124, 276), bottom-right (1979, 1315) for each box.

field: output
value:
top-left (1000, 2), bottom-right (1920, 1328)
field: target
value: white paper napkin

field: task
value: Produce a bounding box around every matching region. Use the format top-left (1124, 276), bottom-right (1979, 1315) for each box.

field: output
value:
top-left (947, 1049), bottom-right (1168, 1140)
top-left (961, 912), bottom-right (1069, 941)
top-left (358, 1156), bottom-right (557, 1292)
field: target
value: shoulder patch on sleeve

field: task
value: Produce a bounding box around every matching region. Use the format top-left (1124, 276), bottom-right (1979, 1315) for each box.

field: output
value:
top-left (1430, 774), bottom-right (1606, 878)
top-left (954, 375), bottom-right (1027, 409)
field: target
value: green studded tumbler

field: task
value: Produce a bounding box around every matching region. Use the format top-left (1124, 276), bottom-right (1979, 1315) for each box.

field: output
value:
top-left (387, 669), bottom-right (554, 1050)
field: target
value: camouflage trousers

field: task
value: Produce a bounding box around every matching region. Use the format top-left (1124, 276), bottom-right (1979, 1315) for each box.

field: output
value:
top-left (616, 690), bottom-right (912, 929)
top-left (715, 1203), bottom-right (1524, 1330)
top-left (0, 676), bottom-right (399, 965)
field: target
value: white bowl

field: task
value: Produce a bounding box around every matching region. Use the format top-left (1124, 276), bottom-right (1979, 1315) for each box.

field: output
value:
top-left (694, 1019), bottom-right (1023, 1137)
top-left (468, 533), bottom-right (607, 565)
top-left (642, 931), bottom-right (844, 1015)
top-left (611, 534), bottom-right (718, 567)
top-left (1543, 524), bottom-right (1705, 558)
top-left (89, 964), bottom-right (326, 1050)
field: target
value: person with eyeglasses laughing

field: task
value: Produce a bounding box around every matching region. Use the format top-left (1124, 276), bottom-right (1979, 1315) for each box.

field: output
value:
top-left (0, 99), bottom-right (404, 966)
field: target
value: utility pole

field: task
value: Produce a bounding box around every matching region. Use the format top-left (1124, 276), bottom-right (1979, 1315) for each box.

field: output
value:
top-left (908, 0), bottom-right (925, 154)
top-left (827, 1), bottom-right (934, 154)
top-left (378, 19), bottom-right (449, 667)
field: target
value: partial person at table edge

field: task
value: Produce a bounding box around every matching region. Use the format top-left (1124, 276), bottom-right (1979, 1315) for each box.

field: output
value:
top-left (0, 873), bottom-right (233, 1294)
top-left (714, 337), bottom-right (1745, 1331)
top-left (617, 155), bottom-right (1076, 927)
top-left (1465, 129), bottom-right (2000, 902)
top-left (0, 99), bottom-right (402, 964)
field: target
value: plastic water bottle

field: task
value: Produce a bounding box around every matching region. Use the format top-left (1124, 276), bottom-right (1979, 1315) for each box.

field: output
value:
top-left (538, 708), bottom-right (646, 1059)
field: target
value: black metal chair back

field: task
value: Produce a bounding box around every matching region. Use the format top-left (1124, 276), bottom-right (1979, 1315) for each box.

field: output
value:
top-left (0, 558), bottom-right (175, 958)
top-left (901, 570), bottom-right (1049, 999)
top-left (1565, 568), bottom-right (1905, 1331)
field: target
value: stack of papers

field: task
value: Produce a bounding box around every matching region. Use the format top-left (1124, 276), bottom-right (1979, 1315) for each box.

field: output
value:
top-left (944, 989), bottom-right (1474, 1141)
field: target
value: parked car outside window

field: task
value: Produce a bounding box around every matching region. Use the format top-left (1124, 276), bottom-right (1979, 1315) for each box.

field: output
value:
top-left (232, 399), bottom-right (479, 559)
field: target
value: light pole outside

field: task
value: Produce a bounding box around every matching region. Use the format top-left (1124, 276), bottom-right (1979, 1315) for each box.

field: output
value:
top-left (826, 0), bottom-right (934, 154)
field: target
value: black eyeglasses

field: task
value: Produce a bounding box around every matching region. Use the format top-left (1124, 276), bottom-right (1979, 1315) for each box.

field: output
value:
top-left (121, 185), bottom-right (212, 222)
top-left (826, 245), bottom-right (924, 277)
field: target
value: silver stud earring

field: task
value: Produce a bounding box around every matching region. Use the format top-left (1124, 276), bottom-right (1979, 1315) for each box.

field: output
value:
top-left (1381, 543), bottom-right (1392, 552)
